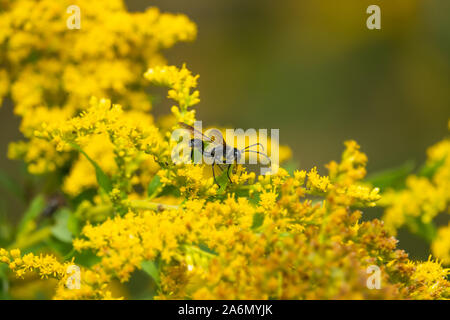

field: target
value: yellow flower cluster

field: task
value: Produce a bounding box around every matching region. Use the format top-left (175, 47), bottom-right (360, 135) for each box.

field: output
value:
top-left (432, 224), bottom-right (450, 265)
top-left (3, 110), bottom-right (450, 299)
top-left (1, 0), bottom-right (196, 174)
top-left (0, 248), bottom-right (114, 299)
top-left (36, 96), bottom-right (164, 199)
top-left (409, 257), bottom-right (450, 299)
top-left (61, 141), bottom-right (448, 299)
top-left (379, 125), bottom-right (450, 261)
top-left (144, 64), bottom-right (200, 125)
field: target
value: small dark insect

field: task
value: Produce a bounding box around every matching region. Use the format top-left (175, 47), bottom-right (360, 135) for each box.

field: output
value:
top-left (40, 194), bottom-right (66, 220)
top-left (179, 123), bottom-right (271, 186)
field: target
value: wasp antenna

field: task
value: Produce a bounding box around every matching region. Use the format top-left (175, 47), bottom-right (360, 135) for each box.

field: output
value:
top-left (244, 150), bottom-right (271, 164)
top-left (242, 142), bottom-right (265, 152)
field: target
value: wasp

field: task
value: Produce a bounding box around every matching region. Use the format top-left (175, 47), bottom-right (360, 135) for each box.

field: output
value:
top-left (179, 123), bottom-right (271, 185)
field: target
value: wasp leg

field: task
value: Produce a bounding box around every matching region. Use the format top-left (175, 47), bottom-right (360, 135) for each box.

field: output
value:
top-left (212, 161), bottom-right (220, 187)
top-left (227, 164), bottom-right (232, 184)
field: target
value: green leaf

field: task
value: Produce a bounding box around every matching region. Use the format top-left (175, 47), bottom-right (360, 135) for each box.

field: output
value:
top-left (405, 216), bottom-right (437, 243)
top-left (71, 250), bottom-right (101, 268)
top-left (251, 212), bottom-right (265, 230)
top-left (249, 191), bottom-right (261, 205)
top-left (141, 260), bottom-right (160, 288)
top-left (283, 160), bottom-right (299, 176)
top-left (0, 169), bottom-right (24, 201)
top-left (51, 209), bottom-right (73, 243)
top-left (365, 160), bottom-right (415, 190)
top-left (10, 226), bottom-right (52, 251)
top-left (215, 164), bottom-right (232, 194)
top-left (198, 243), bottom-right (217, 255)
top-left (418, 156), bottom-right (446, 179)
top-left (158, 185), bottom-right (181, 198)
top-left (44, 236), bottom-right (73, 256)
top-left (0, 200), bottom-right (13, 246)
top-left (16, 195), bottom-right (45, 237)
top-left (67, 213), bottom-right (81, 237)
top-left (0, 265), bottom-right (10, 300)
top-left (147, 175), bottom-right (162, 199)
top-left (69, 143), bottom-right (113, 194)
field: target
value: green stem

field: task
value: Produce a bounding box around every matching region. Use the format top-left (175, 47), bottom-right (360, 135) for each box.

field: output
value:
top-left (127, 200), bottom-right (179, 212)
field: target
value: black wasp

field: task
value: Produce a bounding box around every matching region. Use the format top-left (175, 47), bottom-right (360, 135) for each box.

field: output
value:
top-left (179, 123), bottom-right (271, 185)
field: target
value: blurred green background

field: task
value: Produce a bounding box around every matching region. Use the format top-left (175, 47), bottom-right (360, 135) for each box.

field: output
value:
top-left (130, 0), bottom-right (449, 173)
top-left (0, 0), bottom-right (449, 259)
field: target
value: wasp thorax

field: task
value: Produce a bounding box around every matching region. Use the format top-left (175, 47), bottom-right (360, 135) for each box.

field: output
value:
top-left (225, 147), bottom-right (241, 163)
top-left (189, 138), bottom-right (203, 150)
top-left (202, 145), bottom-right (222, 161)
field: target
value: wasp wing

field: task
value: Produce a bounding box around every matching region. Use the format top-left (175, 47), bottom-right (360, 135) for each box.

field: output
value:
top-left (178, 123), bottom-right (226, 148)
